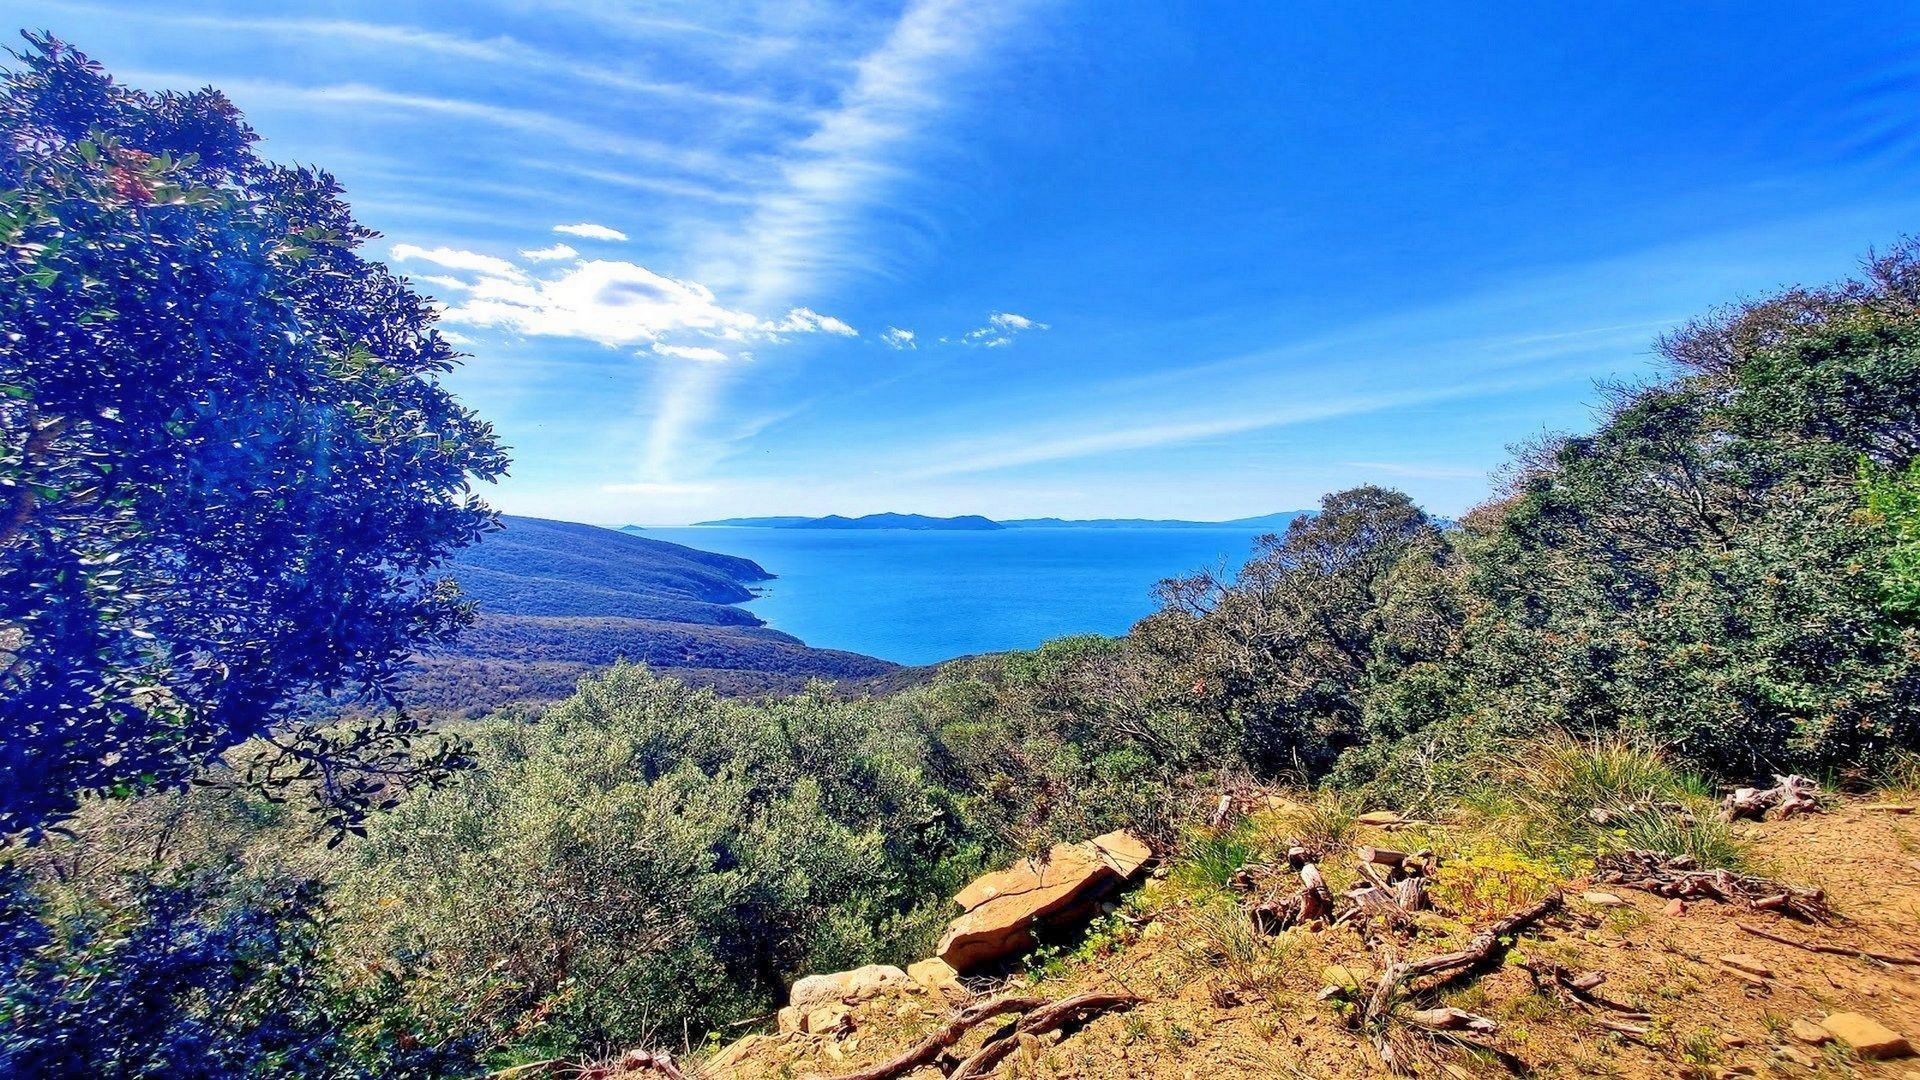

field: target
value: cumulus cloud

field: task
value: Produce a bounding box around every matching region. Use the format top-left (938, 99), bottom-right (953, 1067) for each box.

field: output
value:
top-left (961, 311), bottom-right (1049, 347)
top-left (881, 327), bottom-right (916, 349)
top-left (554, 222), bottom-right (629, 241)
top-left (520, 242), bottom-right (579, 262)
top-left (410, 240), bottom-right (859, 363)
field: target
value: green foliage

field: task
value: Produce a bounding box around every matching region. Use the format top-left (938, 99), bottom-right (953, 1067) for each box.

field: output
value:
top-left (0, 34), bottom-right (506, 838)
top-left (1861, 457), bottom-right (1920, 620)
top-left (330, 664), bottom-right (980, 1059)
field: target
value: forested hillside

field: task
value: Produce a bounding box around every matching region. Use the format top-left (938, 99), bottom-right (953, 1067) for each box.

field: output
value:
top-left (405, 515), bottom-right (903, 713)
top-left (6, 37), bottom-right (1920, 1080)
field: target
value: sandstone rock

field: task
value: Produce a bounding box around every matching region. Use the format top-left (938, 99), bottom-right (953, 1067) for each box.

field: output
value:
top-left (1355, 810), bottom-right (1406, 826)
top-left (1777, 1046), bottom-right (1818, 1068)
top-left (1663, 898), bottom-right (1687, 917)
top-left (1789, 1018), bottom-right (1832, 1045)
top-left (1819, 1012), bottom-right (1912, 1059)
top-left (705, 1034), bottom-right (763, 1072)
top-left (936, 830), bottom-right (1152, 972)
top-left (1580, 891), bottom-right (1627, 907)
top-left (906, 957), bottom-right (963, 996)
top-left (788, 964), bottom-right (911, 1010)
top-left (1719, 954), bottom-right (1774, 979)
top-left (806, 1003), bottom-right (852, 1037)
top-left (776, 1005), bottom-right (804, 1034)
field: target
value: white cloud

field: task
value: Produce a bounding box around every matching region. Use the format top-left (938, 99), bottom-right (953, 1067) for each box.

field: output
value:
top-left (520, 242), bottom-right (579, 262)
top-left (651, 343), bottom-right (731, 362)
top-left (961, 310), bottom-right (1049, 347)
top-left (389, 243), bottom-right (526, 280)
top-left (415, 246), bottom-right (859, 362)
top-left (710, 0), bottom-right (1037, 307)
top-left (555, 222), bottom-right (630, 242)
top-left (765, 307), bottom-right (858, 336)
top-left (415, 274), bottom-right (475, 292)
top-left (881, 327), bottom-right (916, 349)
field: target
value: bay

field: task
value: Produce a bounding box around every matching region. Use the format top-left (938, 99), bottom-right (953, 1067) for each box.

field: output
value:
top-left (640, 526), bottom-right (1272, 665)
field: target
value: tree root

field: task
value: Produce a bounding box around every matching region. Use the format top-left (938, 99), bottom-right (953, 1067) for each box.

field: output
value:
top-left (946, 992), bottom-right (1141, 1080)
top-left (1737, 920), bottom-right (1920, 965)
top-left (824, 995), bottom-right (1045, 1080)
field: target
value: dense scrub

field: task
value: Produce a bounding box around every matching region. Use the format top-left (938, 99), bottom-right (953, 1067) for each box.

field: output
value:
top-left (9, 35), bottom-right (1920, 1080)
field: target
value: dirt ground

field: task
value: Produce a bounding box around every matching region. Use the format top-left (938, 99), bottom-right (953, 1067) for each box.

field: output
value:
top-left (699, 801), bottom-right (1920, 1080)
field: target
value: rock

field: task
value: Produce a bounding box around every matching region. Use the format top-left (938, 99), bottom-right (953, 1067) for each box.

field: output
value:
top-left (1581, 891), bottom-right (1627, 907)
top-left (1663, 898), bottom-right (1687, 917)
top-left (936, 831), bottom-right (1153, 972)
top-left (705, 1034), bottom-right (763, 1072)
top-left (789, 964), bottom-right (911, 1010)
top-left (1788, 1018), bottom-right (1832, 1045)
top-left (906, 957), bottom-right (963, 996)
top-left (777, 1005), bottom-right (804, 1034)
top-left (1355, 810), bottom-right (1405, 826)
top-left (1719, 954), bottom-right (1775, 979)
top-left (1777, 1046), bottom-right (1818, 1068)
top-left (1322, 963), bottom-right (1372, 989)
top-left (1819, 1012), bottom-right (1913, 1059)
top-left (806, 1003), bottom-right (852, 1037)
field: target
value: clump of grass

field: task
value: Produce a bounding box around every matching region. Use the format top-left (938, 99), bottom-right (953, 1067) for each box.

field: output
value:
top-left (1291, 788), bottom-right (1360, 851)
top-left (1492, 733), bottom-right (1746, 871)
top-left (1875, 748), bottom-right (1920, 798)
top-left (1174, 900), bottom-right (1303, 1000)
top-left (1171, 821), bottom-right (1262, 894)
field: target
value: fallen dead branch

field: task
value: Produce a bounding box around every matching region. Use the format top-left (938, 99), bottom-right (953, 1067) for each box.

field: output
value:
top-left (1362, 892), bottom-right (1563, 1071)
top-left (1406, 1007), bottom-right (1496, 1033)
top-left (1519, 960), bottom-right (1651, 1019)
top-left (1592, 850), bottom-right (1830, 921)
top-left (946, 992), bottom-right (1140, 1080)
top-left (1736, 921), bottom-right (1920, 966)
top-left (1720, 774), bottom-right (1820, 822)
top-left (1252, 860), bottom-right (1333, 932)
top-left (826, 995), bottom-right (1045, 1080)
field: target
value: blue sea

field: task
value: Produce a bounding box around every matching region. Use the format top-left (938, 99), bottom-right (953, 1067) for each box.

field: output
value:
top-left (642, 526), bottom-right (1273, 665)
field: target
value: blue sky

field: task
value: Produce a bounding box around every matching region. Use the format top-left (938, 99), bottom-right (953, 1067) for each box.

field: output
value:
top-left (17, 2), bottom-right (1920, 523)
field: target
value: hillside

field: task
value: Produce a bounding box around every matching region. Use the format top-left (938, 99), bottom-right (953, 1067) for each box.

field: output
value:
top-left (402, 515), bottom-right (904, 713)
top-left (697, 790), bottom-right (1920, 1079)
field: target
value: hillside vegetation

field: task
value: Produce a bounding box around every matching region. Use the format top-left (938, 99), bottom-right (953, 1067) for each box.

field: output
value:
top-left (405, 515), bottom-right (905, 714)
top-left (6, 38), bottom-right (1920, 1080)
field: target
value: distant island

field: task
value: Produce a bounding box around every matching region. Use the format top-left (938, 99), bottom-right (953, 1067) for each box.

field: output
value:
top-left (688, 511), bottom-right (1307, 531)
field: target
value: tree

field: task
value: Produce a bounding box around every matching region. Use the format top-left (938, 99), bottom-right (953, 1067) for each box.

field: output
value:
top-left (1139, 486), bottom-right (1456, 773)
top-left (0, 35), bottom-right (509, 838)
top-left (1468, 243), bottom-right (1920, 776)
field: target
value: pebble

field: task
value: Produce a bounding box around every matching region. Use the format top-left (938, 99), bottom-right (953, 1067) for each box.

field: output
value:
top-left (1663, 897), bottom-right (1687, 917)
top-left (1581, 891), bottom-right (1627, 907)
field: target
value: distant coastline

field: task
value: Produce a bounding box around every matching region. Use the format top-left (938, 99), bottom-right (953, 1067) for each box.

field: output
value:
top-left (682, 510), bottom-right (1307, 532)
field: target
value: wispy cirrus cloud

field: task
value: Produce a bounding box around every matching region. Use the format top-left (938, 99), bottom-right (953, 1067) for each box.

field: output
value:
top-left (710, 0), bottom-right (1043, 307)
top-left (554, 222), bottom-right (630, 242)
top-left (881, 327), bottom-right (917, 349)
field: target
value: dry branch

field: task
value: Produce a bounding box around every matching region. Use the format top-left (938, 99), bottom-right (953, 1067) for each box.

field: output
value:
top-left (1406, 1007), bottom-right (1497, 1033)
top-left (1720, 774), bottom-right (1820, 822)
top-left (946, 993), bottom-right (1140, 1080)
top-left (825, 995), bottom-right (1045, 1080)
top-left (1736, 921), bottom-right (1920, 966)
top-left (1363, 891), bottom-right (1563, 1032)
top-left (1592, 851), bottom-right (1830, 921)
top-left (613, 1050), bottom-right (687, 1079)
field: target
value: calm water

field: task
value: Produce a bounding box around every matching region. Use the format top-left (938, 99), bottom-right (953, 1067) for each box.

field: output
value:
top-left (642, 526), bottom-right (1270, 665)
